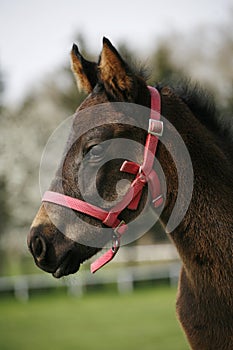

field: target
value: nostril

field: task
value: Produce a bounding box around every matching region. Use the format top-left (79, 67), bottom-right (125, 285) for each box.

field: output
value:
top-left (31, 235), bottom-right (47, 261)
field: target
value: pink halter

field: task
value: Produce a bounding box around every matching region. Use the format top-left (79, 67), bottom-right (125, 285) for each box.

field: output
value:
top-left (42, 86), bottom-right (163, 273)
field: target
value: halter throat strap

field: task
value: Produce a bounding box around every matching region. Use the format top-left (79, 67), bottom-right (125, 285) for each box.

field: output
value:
top-left (42, 86), bottom-right (163, 273)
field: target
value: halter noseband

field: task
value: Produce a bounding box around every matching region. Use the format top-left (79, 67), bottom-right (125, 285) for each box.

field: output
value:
top-left (42, 86), bottom-right (163, 273)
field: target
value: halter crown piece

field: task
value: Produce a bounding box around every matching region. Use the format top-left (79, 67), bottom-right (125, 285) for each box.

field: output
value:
top-left (42, 86), bottom-right (163, 273)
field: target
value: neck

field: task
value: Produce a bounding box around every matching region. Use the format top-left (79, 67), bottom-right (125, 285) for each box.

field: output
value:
top-left (157, 87), bottom-right (233, 348)
top-left (159, 87), bottom-right (233, 273)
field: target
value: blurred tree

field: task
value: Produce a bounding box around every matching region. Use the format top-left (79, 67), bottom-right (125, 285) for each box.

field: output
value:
top-left (0, 63), bottom-right (10, 235)
top-left (42, 67), bottom-right (86, 114)
top-left (0, 176), bottom-right (10, 234)
top-left (0, 62), bottom-right (11, 274)
top-left (0, 175), bottom-right (11, 275)
top-left (148, 42), bottom-right (186, 84)
top-left (0, 61), bottom-right (5, 112)
top-left (41, 32), bottom-right (96, 114)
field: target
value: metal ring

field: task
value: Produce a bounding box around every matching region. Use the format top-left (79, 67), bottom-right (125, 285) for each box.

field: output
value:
top-left (111, 233), bottom-right (120, 252)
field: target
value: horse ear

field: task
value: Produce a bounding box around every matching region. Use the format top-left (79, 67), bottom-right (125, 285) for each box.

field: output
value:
top-left (99, 37), bottom-right (134, 100)
top-left (71, 44), bottom-right (98, 93)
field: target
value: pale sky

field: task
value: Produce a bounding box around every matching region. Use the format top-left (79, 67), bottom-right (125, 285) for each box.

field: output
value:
top-left (0, 0), bottom-right (231, 104)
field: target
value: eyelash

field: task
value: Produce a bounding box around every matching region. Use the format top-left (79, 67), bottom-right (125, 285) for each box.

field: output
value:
top-left (84, 143), bottom-right (104, 160)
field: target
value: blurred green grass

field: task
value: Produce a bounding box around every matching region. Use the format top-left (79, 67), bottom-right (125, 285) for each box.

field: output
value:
top-left (0, 286), bottom-right (188, 350)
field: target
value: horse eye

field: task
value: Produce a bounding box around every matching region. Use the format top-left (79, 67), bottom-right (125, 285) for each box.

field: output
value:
top-left (89, 144), bottom-right (104, 158)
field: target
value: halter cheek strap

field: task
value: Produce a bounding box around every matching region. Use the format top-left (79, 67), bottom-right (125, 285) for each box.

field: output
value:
top-left (42, 86), bottom-right (163, 273)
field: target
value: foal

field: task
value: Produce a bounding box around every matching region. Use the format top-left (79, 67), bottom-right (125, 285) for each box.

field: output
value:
top-left (28, 38), bottom-right (233, 349)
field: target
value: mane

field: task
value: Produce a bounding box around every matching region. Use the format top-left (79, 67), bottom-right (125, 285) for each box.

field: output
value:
top-left (156, 79), bottom-right (233, 158)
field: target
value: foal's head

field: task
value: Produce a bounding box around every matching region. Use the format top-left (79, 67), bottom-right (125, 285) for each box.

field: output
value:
top-left (27, 38), bottom-right (159, 277)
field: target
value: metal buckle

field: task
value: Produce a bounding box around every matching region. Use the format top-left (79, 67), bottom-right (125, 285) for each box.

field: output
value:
top-left (114, 220), bottom-right (125, 235)
top-left (112, 220), bottom-right (125, 252)
top-left (152, 194), bottom-right (163, 208)
top-left (148, 119), bottom-right (163, 137)
top-left (111, 234), bottom-right (120, 253)
top-left (152, 194), bottom-right (163, 203)
top-left (138, 166), bottom-right (146, 182)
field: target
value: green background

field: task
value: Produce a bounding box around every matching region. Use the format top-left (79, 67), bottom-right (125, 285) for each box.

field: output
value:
top-left (0, 287), bottom-right (189, 350)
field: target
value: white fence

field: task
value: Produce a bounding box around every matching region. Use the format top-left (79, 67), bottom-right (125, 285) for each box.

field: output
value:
top-left (0, 244), bottom-right (181, 301)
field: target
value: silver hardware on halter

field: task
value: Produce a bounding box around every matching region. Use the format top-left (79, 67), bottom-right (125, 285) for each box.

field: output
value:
top-left (114, 220), bottom-right (125, 234)
top-left (148, 119), bottom-right (164, 137)
top-left (152, 194), bottom-right (163, 205)
top-left (111, 235), bottom-right (120, 253)
top-left (112, 220), bottom-right (125, 252)
top-left (138, 166), bottom-right (147, 181)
